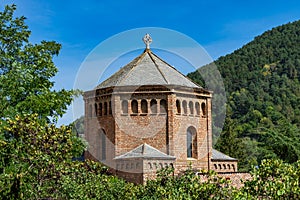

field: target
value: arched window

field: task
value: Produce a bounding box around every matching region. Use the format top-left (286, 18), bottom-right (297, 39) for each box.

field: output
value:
top-left (131, 100), bottom-right (138, 114)
top-left (109, 101), bottom-right (112, 115)
top-left (214, 164), bottom-right (218, 170)
top-left (182, 100), bottom-right (187, 115)
top-left (141, 99), bottom-right (148, 113)
top-left (201, 102), bottom-right (207, 117)
top-left (150, 99), bottom-right (157, 114)
top-left (159, 163), bottom-right (163, 169)
top-left (232, 164), bottom-right (235, 172)
top-left (160, 99), bottom-right (167, 114)
top-left (176, 100), bottom-right (181, 114)
top-left (227, 164), bottom-right (231, 169)
top-left (218, 164), bottom-right (222, 169)
top-left (223, 164), bottom-right (226, 169)
top-left (94, 103), bottom-right (98, 116)
top-left (104, 102), bottom-right (108, 115)
top-left (170, 163), bottom-right (174, 169)
top-left (99, 103), bottom-right (103, 116)
top-left (189, 101), bottom-right (194, 115)
top-left (121, 100), bottom-right (128, 114)
top-left (195, 102), bottom-right (200, 115)
top-left (89, 104), bottom-right (92, 118)
top-left (186, 126), bottom-right (197, 158)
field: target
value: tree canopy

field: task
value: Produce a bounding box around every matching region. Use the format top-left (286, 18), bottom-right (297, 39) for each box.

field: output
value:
top-left (188, 20), bottom-right (300, 171)
top-left (0, 4), bottom-right (77, 123)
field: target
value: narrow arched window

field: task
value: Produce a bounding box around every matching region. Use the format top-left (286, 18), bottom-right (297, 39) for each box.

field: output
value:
top-left (189, 101), bottom-right (194, 115)
top-left (131, 100), bottom-right (138, 114)
top-left (170, 163), bottom-right (174, 169)
top-left (232, 164), bottom-right (235, 172)
top-left (121, 100), bottom-right (128, 114)
top-left (109, 101), bottom-right (112, 115)
top-left (104, 102), bottom-right (108, 115)
top-left (176, 100), bottom-right (181, 114)
top-left (141, 99), bottom-right (148, 113)
top-left (201, 102), bottom-right (207, 117)
top-left (150, 99), bottom-right (157, 114)
top-left (160, 99), bottom-right (167, 114)
top-left (99, 103), bottom-right (103, 116)
top-left (182, 100), bottom-right (187, 115)
top-left (195, 102), bottom-right (200, 115)
top-left (159, 163), bottom-right (163, 169)
top-left (187, 126), bottom-right (197, 158)
top-left (228, 164), bottom-right (231, 169)
top-left (94, 103), bottom-right (98, 116)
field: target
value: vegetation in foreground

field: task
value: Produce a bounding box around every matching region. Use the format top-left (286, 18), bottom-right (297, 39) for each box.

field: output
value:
top-left (1, 114), bottom-right (300, 199)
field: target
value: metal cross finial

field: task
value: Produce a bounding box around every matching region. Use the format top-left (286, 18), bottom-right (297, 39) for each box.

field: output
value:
top-left (143, 33), bottom-right (152, 49)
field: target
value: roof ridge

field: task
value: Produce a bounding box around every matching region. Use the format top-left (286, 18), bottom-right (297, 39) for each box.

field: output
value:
top-left (147, 51), bottom-right (169, 84)
top-left (95, 52), bottom-right (144, 89)
top-left (114, 143), bottom-right (175, 160)
top-left (150, 51), bottom-right (202, 88)
top-left (117, 51), bottom-right (148, 86)
top-left (95, 48), bottom-right (203, 89)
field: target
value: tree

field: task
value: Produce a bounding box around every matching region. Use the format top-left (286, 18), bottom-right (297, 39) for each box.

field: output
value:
top-left (243, 159), bottom-right (300, 199)
top-left (0, 114), bottom-right (86, 199)
top-left (0, 4), bottom-right (77, 122)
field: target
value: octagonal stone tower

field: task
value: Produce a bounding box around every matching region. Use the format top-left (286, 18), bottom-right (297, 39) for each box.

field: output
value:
top-left (83, 34), bottom-right (237, 184)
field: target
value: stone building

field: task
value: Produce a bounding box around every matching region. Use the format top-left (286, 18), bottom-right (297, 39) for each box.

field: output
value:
top-left (84, 34), bottom-right (238, 184)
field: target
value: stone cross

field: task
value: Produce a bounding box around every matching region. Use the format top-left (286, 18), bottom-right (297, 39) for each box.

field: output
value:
top-left (143, 33), bottom-right (152, 49)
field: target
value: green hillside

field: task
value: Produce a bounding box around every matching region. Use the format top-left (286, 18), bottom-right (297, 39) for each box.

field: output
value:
top-left (188, 20), bottom-right (300, 171)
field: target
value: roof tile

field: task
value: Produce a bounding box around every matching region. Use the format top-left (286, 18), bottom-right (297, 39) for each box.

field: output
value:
top-left (96, 49), bottom-right (200, 89)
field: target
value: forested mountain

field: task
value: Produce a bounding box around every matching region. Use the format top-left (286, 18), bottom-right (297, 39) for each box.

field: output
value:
top-left (188, 20), bottom-right (300, 171)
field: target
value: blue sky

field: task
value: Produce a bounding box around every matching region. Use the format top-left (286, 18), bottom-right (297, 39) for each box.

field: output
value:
top-left (2, 0), bottom-right (300, 125)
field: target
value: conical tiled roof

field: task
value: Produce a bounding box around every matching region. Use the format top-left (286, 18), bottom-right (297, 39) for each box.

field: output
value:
top-left (96, 49), bottom-right (200, 89)
top-left (114, 143), bottom-right (175, 160)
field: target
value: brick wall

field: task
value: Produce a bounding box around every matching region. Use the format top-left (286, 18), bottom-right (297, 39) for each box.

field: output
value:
top-left (84, 86), bottom-right (217, 184)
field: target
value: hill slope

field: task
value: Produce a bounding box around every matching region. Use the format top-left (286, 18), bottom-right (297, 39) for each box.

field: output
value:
top-left (188, 20), bottom-right (300, 171)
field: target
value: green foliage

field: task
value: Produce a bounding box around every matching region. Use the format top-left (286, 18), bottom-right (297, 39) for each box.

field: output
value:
top-left (1, 117), bottom-right (299, 199)
top-left (0, 4), bottom-right (78, 123)
top-left (243, 159), bottom-right (300, 199)
top-left (0, 114), bottom-right (87, 199)
top-left (58, 161), bottom-right (136, 200)
top-left (137, 167), bottom-right (237, 199)
top-left (188, 20), bottom-right (300, 171)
